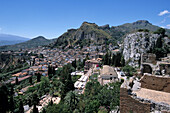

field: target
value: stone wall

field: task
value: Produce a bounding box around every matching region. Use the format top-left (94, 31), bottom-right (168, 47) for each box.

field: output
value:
top-left (120, 88), bottom-right (151, 113)
top-left (159, 64), bottom-right (170, 75)
top-left (140, 75), bottom-right (170, 93)
top-left (142, 53), bottom-right (157, 64)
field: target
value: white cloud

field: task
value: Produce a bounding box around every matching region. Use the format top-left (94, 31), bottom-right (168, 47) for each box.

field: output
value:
top-left (160, 26), bottom-right (165, 28)
top-left (158, 10), bottom-right (170, 16)
top-left (166, 24), bottom-right (170, 29)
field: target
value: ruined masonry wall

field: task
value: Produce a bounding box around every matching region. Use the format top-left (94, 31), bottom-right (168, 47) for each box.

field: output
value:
top-left (140, 75), bottom-right (170, 93)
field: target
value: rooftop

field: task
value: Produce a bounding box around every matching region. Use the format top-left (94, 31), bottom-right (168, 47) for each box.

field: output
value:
top-left (133, 88), bottom-right (170, 105)
top-left (100, 65), bottom-right (118, 77)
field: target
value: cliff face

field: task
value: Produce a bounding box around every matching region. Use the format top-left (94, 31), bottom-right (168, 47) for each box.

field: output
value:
top-left (123, 32), bottom-right (160, 67)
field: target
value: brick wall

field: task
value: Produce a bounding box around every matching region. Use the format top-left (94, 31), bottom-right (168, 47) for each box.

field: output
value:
top-left (120, 88), bottom-right (150, 113)
top-left (140, 75), bottom-right (170, 93)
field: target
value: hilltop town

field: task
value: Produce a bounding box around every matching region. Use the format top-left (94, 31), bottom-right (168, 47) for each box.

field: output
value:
top-left (0, 24), bottom-right (170, 113)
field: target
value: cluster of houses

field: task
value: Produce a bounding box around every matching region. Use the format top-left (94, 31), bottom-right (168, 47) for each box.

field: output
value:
top-left (8, 44), bottom-right (115, 85)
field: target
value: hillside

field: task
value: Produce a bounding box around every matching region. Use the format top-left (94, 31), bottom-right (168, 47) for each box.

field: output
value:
top-left (51, 20), bottom-right (170, 49)
top-left (0, 34), bottom-right (29, 46)
top-left (0, 36), bottom-right (52, 51)
top-left (51, 22), bottom-right (114, 49)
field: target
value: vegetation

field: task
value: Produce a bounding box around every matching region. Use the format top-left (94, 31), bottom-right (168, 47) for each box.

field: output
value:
top-left (103, 51), bottom-right (125, 67)
top-left (122, 65), bottom-right (136, 77)
top-left (45, 80), bottom-right (121, 113)
top-left (149, 28), bottom-right (170, 59)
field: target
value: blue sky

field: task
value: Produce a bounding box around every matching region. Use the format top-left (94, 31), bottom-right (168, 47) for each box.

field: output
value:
top-left (0, 0), bottom-right (170, 39)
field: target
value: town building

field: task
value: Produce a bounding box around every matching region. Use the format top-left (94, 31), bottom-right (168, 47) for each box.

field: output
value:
top-left (98, 65), bottom-right (118, 85)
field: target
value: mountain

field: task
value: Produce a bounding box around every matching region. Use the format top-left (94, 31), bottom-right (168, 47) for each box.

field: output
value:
top-left (51, 22), bottom-right (114, 49)
top-left (0, 34), bottom-right (30, 46)
top-left (0, 36), bottom-right (52, 51)
top-left (51, 20), bottom-right (170, 49)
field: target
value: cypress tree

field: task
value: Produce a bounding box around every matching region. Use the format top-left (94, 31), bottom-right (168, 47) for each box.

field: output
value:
top-left (37, 73), bottom-right (41, 82)
top-left (42, 108), bottom-right (46, 113)
top-left (10, 85), bottom-right (14, 96)
top-left (19, 100), bottom-right (24, 113)
top-left (9, 96), bottom-right (14, 112)
top-left (0, 85), bottom-right (9, 113)
top-left (29, 76), bottom-right (33, 84)
top-left (33, 104), bottom-right (39, 113)
top-left (50, 99), bottom-right (53, 106)
top-left (16, 77), bottom-right (19, 85)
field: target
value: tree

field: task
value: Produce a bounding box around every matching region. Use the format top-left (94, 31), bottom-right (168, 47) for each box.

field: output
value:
top-left (64, 91), bottom-right (79, 111)
top-left (85, 100), bottom-right (100, 113)
top-left (16, 76), bottom-right (19, 85)
top-left (121, 55), bottom-right (125, 67)
top-left (33, 104), bottom-right (39, 113)
top-left (0, 85), bottom-right (9, 113)
top-left (48, 74), bottom-right (52, 80)
top-left (37, 73), bottom-right (41, 82)
top-left (28, 99), bottom-right (32, 107)
top-left (152, 28), bottom-right (167, 59)
top-left (32, 94), bottom-right (39, 105)
top-left (122, 65), bottom-right (136, 76)
top-left (29, 76), bottom-right (33, 84)
top-left (9, 96), bottom-right (14, 112)
top-left (10, 85), bottom-right (14, 96)
top-left (50, 99), bottom-right (53, 106)
top-left (42, 108), bottom-right (46, 113)
top-left (32, 58), bottom-right (35, 66)
top-left (154, 28), bottom-right (165, 36)
top-left (19, 100), bottom-right (24, 113)
top-left (72, 59), bottom-right (77, 70)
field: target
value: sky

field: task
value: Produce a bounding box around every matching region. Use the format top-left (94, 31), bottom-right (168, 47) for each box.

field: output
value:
top-left (0, 0), bottom-right (170, 39)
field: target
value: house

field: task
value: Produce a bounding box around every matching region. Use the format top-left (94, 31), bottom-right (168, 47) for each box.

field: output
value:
top-left (84, 59), bottom-right (101, 73)
top-left (98, 65), bottom-right (118, 85)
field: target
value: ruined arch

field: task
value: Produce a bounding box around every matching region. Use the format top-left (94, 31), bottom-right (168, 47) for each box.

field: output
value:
top-left (142, 64), bottom-right (152, 74)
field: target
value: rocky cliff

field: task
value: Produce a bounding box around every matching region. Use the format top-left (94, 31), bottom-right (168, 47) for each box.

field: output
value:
top-left (123, 32), bottom-right (160, 67)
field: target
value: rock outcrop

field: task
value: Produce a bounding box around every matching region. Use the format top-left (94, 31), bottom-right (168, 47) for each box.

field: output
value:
top-left (123, 32), bottom-right (160, 67)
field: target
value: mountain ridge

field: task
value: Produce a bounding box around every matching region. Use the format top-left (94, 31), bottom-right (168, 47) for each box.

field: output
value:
top-left (0, 34), bottom-right (30, 46)
top-left (0, 36), bottom-right (52, 51)
top-left (51, 20), bottom-right (170, 49)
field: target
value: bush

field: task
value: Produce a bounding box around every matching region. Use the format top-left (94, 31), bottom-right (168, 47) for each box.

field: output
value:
top-left (122, 65), bottom-right (136, 76)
